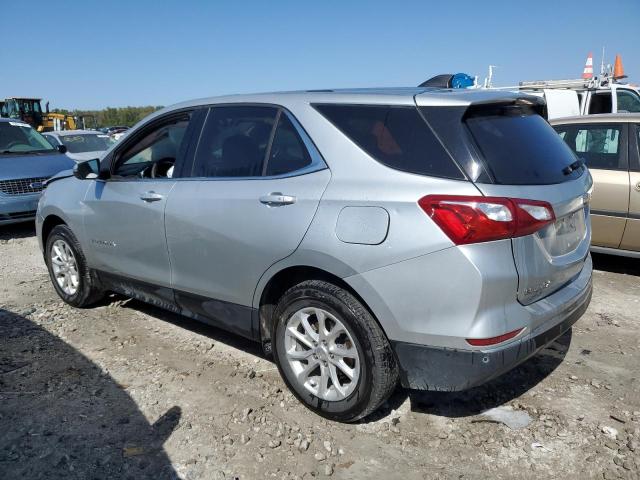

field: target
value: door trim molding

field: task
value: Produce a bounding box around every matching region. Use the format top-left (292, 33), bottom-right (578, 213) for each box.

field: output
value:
top-left (591, 209), bottom-right (629, 219)
top-left (95, 270), bottom-right (258, 341)
top-left (591, 245), bottom-right (640, 258)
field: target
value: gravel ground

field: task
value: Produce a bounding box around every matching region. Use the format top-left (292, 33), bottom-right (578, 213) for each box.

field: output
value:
top-left (0, 223), bottom-right (639, 480)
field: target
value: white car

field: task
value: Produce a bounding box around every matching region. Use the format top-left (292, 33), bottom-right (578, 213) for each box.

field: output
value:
top-left (110, 131), bottom-right (127, 142)
top-left (43, 130), bottom-right (116, 162)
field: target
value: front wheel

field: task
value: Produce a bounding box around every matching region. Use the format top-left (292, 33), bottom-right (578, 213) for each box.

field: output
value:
top-left (45, 225), bottom-right (104, 307)
top-left (272, 280), bottom-right (398, 422)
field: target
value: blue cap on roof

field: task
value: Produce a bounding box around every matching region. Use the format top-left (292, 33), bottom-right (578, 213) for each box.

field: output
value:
top-left (451, 73), bottom-right (475, 89)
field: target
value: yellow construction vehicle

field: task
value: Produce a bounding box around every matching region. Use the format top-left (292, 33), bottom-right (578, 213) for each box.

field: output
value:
top-left (2, 98), bottom-right (46, 129)
top-left (41, 112), bottom-right (78, 131)
top-left (1, 97), bottom-right (79, 131)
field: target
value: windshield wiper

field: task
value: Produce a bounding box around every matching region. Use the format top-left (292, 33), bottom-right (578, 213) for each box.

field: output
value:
top-left (562, 158), bottom-right (585, 175)
top-left (1, 149), bottom-right (54, 155)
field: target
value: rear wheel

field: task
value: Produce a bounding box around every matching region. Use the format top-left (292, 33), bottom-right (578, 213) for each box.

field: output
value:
top-left (272, 280), bottom-right (398, 422)
top-left (45, 225), bottom-right (104, 307)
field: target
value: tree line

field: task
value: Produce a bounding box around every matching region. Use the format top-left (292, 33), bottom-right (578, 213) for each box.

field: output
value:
top-left (52, 106), bottom-right (163, 128)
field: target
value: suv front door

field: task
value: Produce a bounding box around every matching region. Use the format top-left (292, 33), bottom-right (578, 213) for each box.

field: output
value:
top-left (164, 105), bottom-right (330, 338)
top-left (82, 112), bottom-right (195, 301)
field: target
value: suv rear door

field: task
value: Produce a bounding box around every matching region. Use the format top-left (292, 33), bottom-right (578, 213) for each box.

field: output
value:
top-left (164, 105), bottom-right (330, 338)
top-left (417, 95), bottom-right (591, 309)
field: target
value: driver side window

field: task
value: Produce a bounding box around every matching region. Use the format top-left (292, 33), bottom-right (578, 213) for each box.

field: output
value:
top-left (113, 113), bottom-right (191, 178)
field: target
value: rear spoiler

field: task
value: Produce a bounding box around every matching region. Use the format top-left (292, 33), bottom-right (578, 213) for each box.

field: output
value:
top-left (463, 96), bottom-right (547, 120)
top-left (415, 89), bottom-right (548, 119)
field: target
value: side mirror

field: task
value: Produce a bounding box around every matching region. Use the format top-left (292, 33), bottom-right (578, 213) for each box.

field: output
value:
top-left (57, 144), bottom-right (68, 154)
top-left (73, 158), bottom-right (100, 180)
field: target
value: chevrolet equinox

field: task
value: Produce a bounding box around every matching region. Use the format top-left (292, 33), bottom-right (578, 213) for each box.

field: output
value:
top-left (36, 88), bottom-right (593, 422)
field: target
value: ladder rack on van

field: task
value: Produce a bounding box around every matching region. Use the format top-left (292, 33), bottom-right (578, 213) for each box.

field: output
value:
top-left (518, 78), bottom-right (602, 90)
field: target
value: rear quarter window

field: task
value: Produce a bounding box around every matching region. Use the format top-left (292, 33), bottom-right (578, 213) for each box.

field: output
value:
top-left (464, 106), bottom-right (583, 185)
top-left (313, 104), bottom-right (464, 179)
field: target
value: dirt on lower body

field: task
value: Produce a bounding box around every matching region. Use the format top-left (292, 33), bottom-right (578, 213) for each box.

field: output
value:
top-left (1, 223), bottom-right (639, 479)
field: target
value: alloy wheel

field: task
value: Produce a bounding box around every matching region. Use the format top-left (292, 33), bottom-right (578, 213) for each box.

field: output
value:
top-left (284, 307), bottom-right (360, 401)
top-left (50, 239), bottom-right (80, 296)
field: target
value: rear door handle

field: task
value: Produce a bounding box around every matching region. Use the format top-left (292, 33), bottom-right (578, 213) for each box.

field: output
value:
top-left (259, 192), bottom-right (297, 206)
top-left (140, 191), bottom-right (164, 202)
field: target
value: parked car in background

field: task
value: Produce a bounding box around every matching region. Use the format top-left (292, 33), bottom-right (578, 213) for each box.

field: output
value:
top-left (104, 126), bottom-right (128, 136)
top-left (37, 88), bottom-right (592, 421)
top-left (552, 114), bottom-right (640, 257)
top-left (94, 126), bottom-right (130, 142)
top-left (110, 130), bottom-right (128, 142)
top-left (43, 130), bottom-right (116, 162)
top-left (0, 118), bottom-right (74, 225)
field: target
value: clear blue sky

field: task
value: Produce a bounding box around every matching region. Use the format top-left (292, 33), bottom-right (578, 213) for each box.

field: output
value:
top-left (2, 0), bottom-right (639, 110)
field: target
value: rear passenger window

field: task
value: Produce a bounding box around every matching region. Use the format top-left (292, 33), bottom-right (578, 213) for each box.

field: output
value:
top-left (265, 114), bottom-right (312, 176)
top-left (554, 124), bottom-right (625, 170)
top-left (193, 106), bottom-right (277, 177)
top-left (314, 104), bottom-right (463, 179)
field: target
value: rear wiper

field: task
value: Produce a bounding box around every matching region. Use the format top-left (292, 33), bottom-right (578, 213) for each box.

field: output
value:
top-left (563, 158), bottom-right (585, 175)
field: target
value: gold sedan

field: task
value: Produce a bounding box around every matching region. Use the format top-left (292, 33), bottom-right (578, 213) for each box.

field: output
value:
top-left (552, 113), bottom-right (640, 257)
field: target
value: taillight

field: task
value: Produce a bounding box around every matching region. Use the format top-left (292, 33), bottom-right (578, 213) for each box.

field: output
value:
top-left (418, 195), bottom-right (555, 245)
top-left (466, 327), bottom-right (524, 347)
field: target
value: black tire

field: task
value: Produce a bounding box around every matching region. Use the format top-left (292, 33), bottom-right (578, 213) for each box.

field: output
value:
top-left (45, 224), bottom-right (104, 308)
top-left (272, 280), bottom-right (398, 422)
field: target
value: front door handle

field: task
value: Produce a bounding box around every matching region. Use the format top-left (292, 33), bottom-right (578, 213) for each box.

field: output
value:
top-left (140, 191), bottom-right (164, 202)
top-left (259, 192), bottom-right (297, 207)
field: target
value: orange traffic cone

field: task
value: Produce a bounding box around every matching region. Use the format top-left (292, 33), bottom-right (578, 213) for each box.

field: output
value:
top-left (582, 53), bottom-right (594, 79)
top-left (613, 54), bottom-right (627, 79)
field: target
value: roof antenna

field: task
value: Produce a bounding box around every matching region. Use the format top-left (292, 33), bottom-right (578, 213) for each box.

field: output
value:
top-left (484, 65), bottom-right (498, 88)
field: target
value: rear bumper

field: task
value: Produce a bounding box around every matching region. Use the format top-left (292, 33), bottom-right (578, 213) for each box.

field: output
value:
top-left (392, 275), bottom-right (592, 391)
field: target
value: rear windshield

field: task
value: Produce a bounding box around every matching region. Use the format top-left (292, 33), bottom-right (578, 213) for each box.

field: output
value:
top-left (313, 104), bottom-right (464, 179)
top-left (464, 106), bottom-right (583, 185)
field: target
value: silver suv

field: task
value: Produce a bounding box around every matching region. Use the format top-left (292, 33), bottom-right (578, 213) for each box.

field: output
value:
top-left (36, 88), bottom-right (593, 422)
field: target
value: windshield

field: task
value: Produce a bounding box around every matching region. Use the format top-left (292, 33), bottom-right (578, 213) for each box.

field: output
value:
top-left (58, 133), bottom-right (115, 153)
top-left (0, 122), bottom-right (56, 154)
